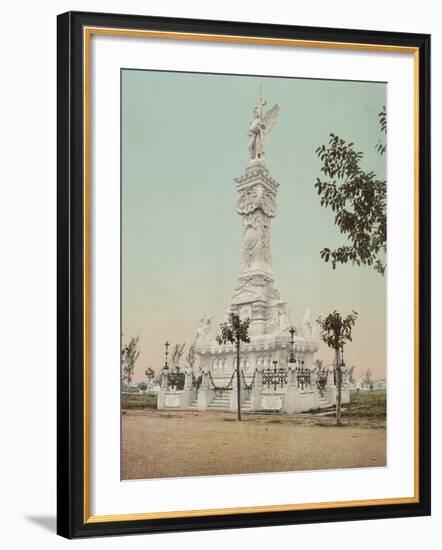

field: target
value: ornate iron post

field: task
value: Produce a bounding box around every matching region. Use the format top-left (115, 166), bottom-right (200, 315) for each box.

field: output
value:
top-left (339, 346), bottom-right (345, 389)
top-left (272, 360), bottom-right (278, 391)
top-left (288, 326), bottom-right (296, 364)
top-left (161, 341), bottom-right (170, 389)
top-left (163, 341), bottom-right (170, 371)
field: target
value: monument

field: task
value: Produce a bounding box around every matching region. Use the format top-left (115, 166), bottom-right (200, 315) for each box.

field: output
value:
top-left (158, 95), bottom-right (349, 413)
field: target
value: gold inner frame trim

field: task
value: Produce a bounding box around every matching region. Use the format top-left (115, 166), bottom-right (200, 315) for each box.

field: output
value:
top-left (83, 26), bottom-right (420, 524)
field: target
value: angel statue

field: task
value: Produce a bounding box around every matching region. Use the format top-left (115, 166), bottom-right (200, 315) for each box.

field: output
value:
top-left (248, 95), bottom-right (279, 162)
top-left (195, 311), bottom-right (213, 342)
top-left (302, 308), bottom-right (317, 338)
top-left (277, 304), bottom-right (291, 333)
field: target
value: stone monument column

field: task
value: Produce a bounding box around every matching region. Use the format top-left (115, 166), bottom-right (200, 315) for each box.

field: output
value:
top-left (229, 95), bottom-right (284, 337)
top-left (191, 94), bottom-right (319, 413)
top-left (161, 370), bottom-right (168, 390)
top-left (236, 166), bottom-right (278, 281)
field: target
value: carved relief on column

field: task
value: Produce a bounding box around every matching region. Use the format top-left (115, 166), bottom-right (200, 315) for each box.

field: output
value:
top-left (236, 183), bottom-right (276, 218)
top-left (236, 174), bottom-right (277, 279)
top-left (242, 210), bottom-right (272, 271)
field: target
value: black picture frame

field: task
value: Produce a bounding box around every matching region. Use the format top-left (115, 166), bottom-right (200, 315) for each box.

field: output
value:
top-left (57, 10), bottom-right (431, 539)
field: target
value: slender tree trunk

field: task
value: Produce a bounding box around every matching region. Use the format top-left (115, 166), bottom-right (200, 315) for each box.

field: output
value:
top-left (335, 347), bottom-right (342, 426)
top-left (236, 340), bottom-right (241, 421)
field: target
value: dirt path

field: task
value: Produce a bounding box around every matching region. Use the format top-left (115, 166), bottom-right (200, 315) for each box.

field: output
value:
top-left (122, 410), bottom-right (386, 480)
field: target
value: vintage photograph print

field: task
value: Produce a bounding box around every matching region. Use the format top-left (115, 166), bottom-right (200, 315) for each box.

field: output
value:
top-left (121, 69), bottom-right (387, 481)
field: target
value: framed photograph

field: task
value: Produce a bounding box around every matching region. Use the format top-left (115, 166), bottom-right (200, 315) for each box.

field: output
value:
top-left (57, 11), bottom-right (431, 538)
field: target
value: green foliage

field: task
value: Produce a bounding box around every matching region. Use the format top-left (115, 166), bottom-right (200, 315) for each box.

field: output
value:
top-left (122, 392), bottom-right (157, 410)
top-left (216, 313), bottom-right (251, 422)
top-left (216, 313), bottom-right (251, 346)
top-left (317, 310), bottom-right (358, 351)
top-left (375, 106), bottom-right (387, 155)
top-left (122, 384), bottom-right (139, 393)
top-left (138, 382), bottom-right (148, 392)
top-left (317, 311), bottom-right (358, 426)
top-left (347, 389), bottom-right (386, 418)
top-left (121, 336), bottom-right (140, 385)
top-left (315, 107), bottom-right (387, 275)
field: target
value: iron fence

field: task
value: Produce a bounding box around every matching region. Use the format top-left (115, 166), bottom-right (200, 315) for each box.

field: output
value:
top-left (262, 365), bottom-right (288, 391)
top-left (296, 367), bottom-right (311, 390)
top-left (167, 371), bottom-right (185, 391)
top-left (209, 371), bottom-right (235, 394)
top-left (241, 369), bottom-right (256, 392)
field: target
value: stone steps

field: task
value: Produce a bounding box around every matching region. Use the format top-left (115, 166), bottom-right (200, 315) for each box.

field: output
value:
top-left (207, 395), bottom-right (252, 412)
top-left (208, 394), bottom-right (231, 410)
top-left (188, 392), bottom-right (253, 412)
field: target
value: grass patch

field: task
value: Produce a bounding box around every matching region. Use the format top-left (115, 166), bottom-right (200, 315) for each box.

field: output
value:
top-left (122, 393), bottom-right (157, 410)
top-left (345, 390), bottom-right (386, 418)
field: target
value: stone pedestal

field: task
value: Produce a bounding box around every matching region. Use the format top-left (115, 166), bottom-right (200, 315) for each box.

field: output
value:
top-left (283, 387), bottom-right (300, 414)
top-left (324, 386), bottom-right (337, 406)
top-left (197, 371), bottom-right (214, 410)
top-left (184, 370), bottom-right (193, 390)
top-left (197, 389), bottom-right (214, 410)
top-left (157, 390), bottom-right (166, 410)
top-left (341, 385), bottom-right (351, 405)
top-left (310, 386), bottom-right (320, 410)
top-left (250, 368), bottom-right (263, 411)
top-left (157, 372), bottom-right (169, 409)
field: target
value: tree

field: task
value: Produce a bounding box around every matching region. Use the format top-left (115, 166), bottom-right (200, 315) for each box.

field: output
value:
top-left (216, 313), bottom-right (251, 421)
top-left (347, 365), bottom-right (356, 385)
top-left (315, 107), bottom-right (387, 275)
top-left (138, 382), bottom-right (147, 393)
top-left (376, 106), bottom-right (387, 155)
top-left (145, 367), bottom-right (155, 385)
top-left (121, 336), bottom-right (140, 385)
top-left (186, 343), bottom-right (196, 372)
top-left (317, 311), bottom-right (358, 425)
top-left (170, 343), bottom-right (186, 372)
top-left (364, 368), bottom-right (373, 390)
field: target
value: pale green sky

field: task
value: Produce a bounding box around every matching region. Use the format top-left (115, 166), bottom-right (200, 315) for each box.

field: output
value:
top-left (122, 69), bottom-right (386, 382)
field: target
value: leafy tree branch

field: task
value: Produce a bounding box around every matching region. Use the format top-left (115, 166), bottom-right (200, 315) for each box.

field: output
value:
top-left (315, 107), bottom-right (387, 275)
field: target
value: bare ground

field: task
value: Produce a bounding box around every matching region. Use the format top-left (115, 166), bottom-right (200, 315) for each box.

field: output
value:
top-left (122, 410), bottom-right (386, 480)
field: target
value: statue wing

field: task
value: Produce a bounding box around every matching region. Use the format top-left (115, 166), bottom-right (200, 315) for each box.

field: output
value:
top-left (263, 104), bottom-right (280, 134)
